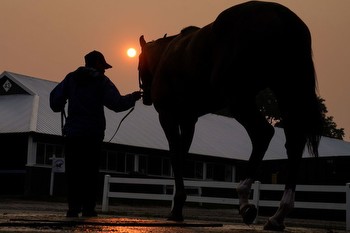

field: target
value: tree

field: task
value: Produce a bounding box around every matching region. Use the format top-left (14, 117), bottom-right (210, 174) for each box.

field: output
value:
top-left (216, 88), bottom-right (345, 140)
top-left (317, 98), bottom-right (345, 139)
top-left (256, 89), bottom-right (345, 140)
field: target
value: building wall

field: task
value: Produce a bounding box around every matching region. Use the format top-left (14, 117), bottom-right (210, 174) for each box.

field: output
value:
top-left (0, 133), bottom-right (28, 194)
top-left (259, 157), bottom-right (350, 185)
top-left (0, 133), bottom-right (237, 196)
top-left (3, 132), bottom-right (348, 197)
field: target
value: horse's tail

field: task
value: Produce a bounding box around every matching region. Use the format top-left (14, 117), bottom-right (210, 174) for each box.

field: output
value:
top-left (303, 58), bottom-right (323, 157)
top-left (277, 46), bottom-right (324, 158)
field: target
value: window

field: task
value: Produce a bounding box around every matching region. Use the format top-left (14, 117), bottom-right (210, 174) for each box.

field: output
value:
top-left (184, 160), bottom-right (204, 180)
top-left (107, 151), bottom-right (117, 170)
top-left (116, 153), bottom-right (126, 172)
top-left (162, 158), bottom-right (172, 177)
top-left (194, 161), bottom-right (204, 179)
top-left (206, 163), bottom-right (214, 180)
top-left (225, 165), bottom-right (233, 182)
top-left (100, 150), bottom-right (107, 170)
top-left (36, 143), bottom-right (64, 166)
top-left (147, 156), bottom-right (172, 177)
top-left (138, 155), bottom-right (148, 174)
top-left (126, 153), bottom-right (134, 173)
top-left (148, 156), bottom-right (162, 176)
top-left (206, 163), bottom-right (232, 182)
top-left (100, 150), bottom-right (129, 173)
top-left (184, 160), bottom-right (195, 178)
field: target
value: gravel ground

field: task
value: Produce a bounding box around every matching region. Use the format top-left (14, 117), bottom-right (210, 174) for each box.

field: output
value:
top-left (0, 197), bottom-right (346, 233)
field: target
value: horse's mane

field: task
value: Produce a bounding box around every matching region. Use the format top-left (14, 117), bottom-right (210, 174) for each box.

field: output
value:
top-left (153, 34), bottom-right (176, 42)
top-left (148, 26), bottom-right (200, 48)
top-left (181, 26), bottom-right (200, 35)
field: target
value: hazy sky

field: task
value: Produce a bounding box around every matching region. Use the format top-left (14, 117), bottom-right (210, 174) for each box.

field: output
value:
top-left (1, 0), bottom-right (350, 140)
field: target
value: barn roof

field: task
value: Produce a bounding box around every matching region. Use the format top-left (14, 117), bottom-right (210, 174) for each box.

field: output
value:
top-left (1, 71), bottom-right (350, 161)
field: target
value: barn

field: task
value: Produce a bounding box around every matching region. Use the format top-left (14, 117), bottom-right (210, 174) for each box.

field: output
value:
top-left (1, 71), bottom-right (350, 197)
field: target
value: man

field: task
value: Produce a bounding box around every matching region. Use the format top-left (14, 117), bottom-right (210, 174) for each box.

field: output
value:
top-left (50, 50), bottom-right (141, 217)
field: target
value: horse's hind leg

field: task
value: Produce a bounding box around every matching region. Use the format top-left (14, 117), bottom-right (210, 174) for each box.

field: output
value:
top-left (232, 99), bottom-right (275, 224)
top-left (264, 129), bottom-right (306, 231)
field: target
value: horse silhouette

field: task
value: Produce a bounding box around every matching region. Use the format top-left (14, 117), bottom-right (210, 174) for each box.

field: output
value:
top-left (138, 1), bottom-right (323, 230)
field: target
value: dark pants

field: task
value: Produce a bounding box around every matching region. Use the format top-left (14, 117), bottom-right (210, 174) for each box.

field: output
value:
top-left (64, 136), bottom-right (102, 213)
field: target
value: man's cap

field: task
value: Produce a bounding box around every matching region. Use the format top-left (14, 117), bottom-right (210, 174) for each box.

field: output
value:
top-left (84, 50), bottom-right (112, 69)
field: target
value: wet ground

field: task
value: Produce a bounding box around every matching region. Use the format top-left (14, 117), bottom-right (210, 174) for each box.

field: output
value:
top-left (0, 198), bottom-right (346, 232)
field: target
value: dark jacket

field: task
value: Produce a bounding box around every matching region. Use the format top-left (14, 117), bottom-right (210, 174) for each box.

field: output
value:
top-left (50, 67), bottom-right (136, 139)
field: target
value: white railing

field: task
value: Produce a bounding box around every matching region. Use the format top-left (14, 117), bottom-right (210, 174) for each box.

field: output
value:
top-left (101, 175), bottom-right (350, 231)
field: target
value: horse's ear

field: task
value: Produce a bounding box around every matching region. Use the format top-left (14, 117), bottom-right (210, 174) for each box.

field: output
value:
top-left (163, 33), bottom-right (167, 38)
top-left (140, 35), bottom-right (146, 48)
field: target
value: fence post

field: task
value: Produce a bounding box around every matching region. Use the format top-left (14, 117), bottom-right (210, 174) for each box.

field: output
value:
top-left (102, 175), bottom-right (111, 212)
top-left (198, 187), bottom-right (203, 206)
top-left (171, 183), bottom-right (175, 210)
top-left (346, 183), bottom-right (350, 231)
top-left (252, 181), bottom-right (261, 224)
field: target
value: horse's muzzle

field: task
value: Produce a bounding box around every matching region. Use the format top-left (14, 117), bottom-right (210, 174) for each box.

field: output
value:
top-left (142, 92), bottom-right (152, 106)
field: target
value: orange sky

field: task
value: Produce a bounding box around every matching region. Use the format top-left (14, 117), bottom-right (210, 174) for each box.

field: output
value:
top-left (1, 0), bottom-right (350, 140)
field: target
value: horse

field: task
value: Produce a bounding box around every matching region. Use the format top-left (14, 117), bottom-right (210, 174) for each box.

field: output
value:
top-left (138, 1), bottom-right (323, 231)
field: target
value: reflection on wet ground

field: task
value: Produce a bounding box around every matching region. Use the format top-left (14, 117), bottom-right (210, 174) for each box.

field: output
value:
top-left (0, 216), bottom-right (345, 233)
top-left (0, 217), bottom-right (225, 233)
top-left (0, 199), bottom-right (346, 232)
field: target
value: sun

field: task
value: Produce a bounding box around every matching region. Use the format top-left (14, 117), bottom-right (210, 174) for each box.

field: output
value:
top-left (127, 48), bottom-right (137, 58)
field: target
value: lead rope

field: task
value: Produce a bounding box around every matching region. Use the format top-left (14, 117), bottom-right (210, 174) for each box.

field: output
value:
top-left (61, 110), bottom-right (67, 136)
top-left (108, 106), bottom-right (135, 143)
top-left (61, 104), bottom-right (136, 142)
top-left (108, 73), bottom-right (142, 143)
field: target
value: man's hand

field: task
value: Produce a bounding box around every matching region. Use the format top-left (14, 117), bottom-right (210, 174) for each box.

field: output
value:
top-left (131, 91), bottom-right (142, 101)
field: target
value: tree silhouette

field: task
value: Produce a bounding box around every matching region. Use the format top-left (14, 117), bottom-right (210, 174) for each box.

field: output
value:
top-left (216, 88), bottom-right (345, 140)
top-left (256, 89), bottom-right (344, 140)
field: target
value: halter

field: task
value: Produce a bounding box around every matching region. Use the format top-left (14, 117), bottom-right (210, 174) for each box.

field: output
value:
top-left (138, 71), bottom-right (144, 90)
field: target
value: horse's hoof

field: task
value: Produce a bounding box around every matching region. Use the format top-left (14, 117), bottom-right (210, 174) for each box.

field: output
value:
top-left (167, 192), bottom-right (186, 222)
top-left (167, 211), bottom-right (184, 222)
top-left (239, 204), bottom-right (257, 225)
top-left (263, 218), bottom-right (285, 231)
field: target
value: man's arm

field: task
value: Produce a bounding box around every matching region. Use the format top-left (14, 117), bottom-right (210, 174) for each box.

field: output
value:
top-left (103, 78), bottom-right (141, 112)
top-left (50, 78), bottom-right (68, 112)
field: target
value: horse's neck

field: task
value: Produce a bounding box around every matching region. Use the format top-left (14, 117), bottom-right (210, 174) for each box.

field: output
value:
top-left (149, 39), bottom-right (174, 72)
top-left (152, 24), bottom-right (218, 113)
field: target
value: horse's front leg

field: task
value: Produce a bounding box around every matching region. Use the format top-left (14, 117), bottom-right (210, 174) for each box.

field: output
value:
top-left (158, 112), bottom-right (196, 221)
top-left (168, 142), bottom-right (187, 222)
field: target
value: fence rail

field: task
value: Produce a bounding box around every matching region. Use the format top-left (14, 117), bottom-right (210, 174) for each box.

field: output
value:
top-left (101, 175), bottom-right (350, 231)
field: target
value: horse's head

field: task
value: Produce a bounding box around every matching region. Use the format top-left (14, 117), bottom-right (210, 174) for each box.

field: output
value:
top-left (138, 35), bottom-right (153, 105)
top-left (138, 34), bottom-right (176, 106)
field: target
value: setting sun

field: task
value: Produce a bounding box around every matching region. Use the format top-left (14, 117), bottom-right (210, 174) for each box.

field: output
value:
top-left (127, 48), bottom-right (137, 58)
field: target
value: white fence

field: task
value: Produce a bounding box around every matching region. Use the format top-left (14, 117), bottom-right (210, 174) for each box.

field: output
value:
top-left (102, 175), bottom-right (350, 231)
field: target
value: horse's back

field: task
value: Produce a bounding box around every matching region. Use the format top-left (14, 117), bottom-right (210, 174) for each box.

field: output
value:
top-left (211, 1), bottom-right (312, 86)
top-left (213, 1), bottom-right (309, 44)
top-left (151, 1), bottom-right (316, 116)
